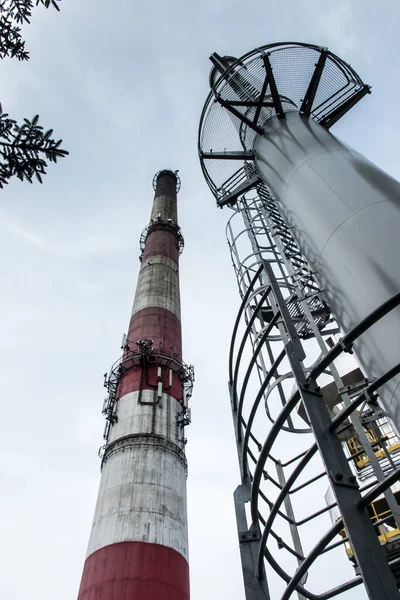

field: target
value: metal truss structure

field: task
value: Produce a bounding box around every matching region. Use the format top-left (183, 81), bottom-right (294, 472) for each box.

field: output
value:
top-left (198, 42), bottom-right (400, 599)
top-left (99, 340), bottom-right (194, 463)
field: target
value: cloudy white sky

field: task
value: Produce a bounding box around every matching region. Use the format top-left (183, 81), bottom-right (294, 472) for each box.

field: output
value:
top-left (1, 1), bottom-right (400, 599)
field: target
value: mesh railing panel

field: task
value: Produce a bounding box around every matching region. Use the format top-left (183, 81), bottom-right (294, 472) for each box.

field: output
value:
top-left (199, 42), bottom-right (367, 201)
top-left (268, 45), bottom-right (320, 108)
top-left (312, 54), bottom-right (359, 120)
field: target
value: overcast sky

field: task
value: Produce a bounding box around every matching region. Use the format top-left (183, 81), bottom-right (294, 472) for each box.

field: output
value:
top-left (1, 1), bottom-right (400, 599)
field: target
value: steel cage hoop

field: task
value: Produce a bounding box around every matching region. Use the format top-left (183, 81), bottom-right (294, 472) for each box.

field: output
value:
top-left (231, 287), bottom-right (272, 413)
top-left (228, 232), bottom-right (289, 275)
top-left (246, 425), bottom-right (265, 455)
top-left (238, 277), bottom-right (275, 305)
top-left (268, 532), bottom-right (304, 562)
top-left (245, 264), bottom-right (306, 390)
top-left (261, 544), bottom-right (317, 600)
top-left (262, 542), bottom-right (362, 600)
top-left (232, 259), bottom-right (272, 299)
top-left (250, 292), bottom-right (400, 521)
top-left (228, 278), bottom-right (271, 381)
top-left (252, 321), bottom-right (289, 346)
top-left (240, 348), bottom-right (286, 478)
top-left (235, 238), bottom-right (291, 272)
top-left (252, 395), bottom-right (376, 584)
top-left (230, 208), bottom-right (310, 353)
top-left (260, 521), bottom-right (361, 600)
top-left (227, 221), bottom-right (265, 249)
top-left (256, 493), bottom-right (300, 532)
top-left (235, 204), bottom-right (298, 266)
top-left (236, 310), bottom-right (280, 439)
top-left (257, 500), bottom-right (360, 600)
top-left (239, 243), bottom-right (305, 367)
top-left (256, 484), bottom-right (302, 529)
top-left (263, 372), bottom-right (311, 434)
top-left (232, 275), bottom-right (399, 595)
top-left (227, 220), bottom-right (271, 287)
top-left (262, 513), bottom-right (361, 600)
top-left (259, 471), bottom-right (291, 496)
top-left (239, 341), bottom-right (310, 476)
top-left (264, 526), bottom-right (307, 563)
top-left (280, 521), bottom-right (346, 600)
top-left (250, 389), bottom-right (301, 521)
top-left (257, 507), bottom-right (354, 600)
top-left (228, 264), bottom-right (264, 385)
top-left (249, 296), bottom-right (400, 597)
top-left (228, 201), bottom-right (294, 282)
top-left (236, 208), bottom-right (315, 441)
top-left (257, 444), bottom-right (318, 570)
top-left (235, 251), bottom-right (295, 288)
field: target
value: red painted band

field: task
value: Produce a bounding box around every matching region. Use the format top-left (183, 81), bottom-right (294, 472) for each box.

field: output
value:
top-left (128, 307), bottom-right (182, 357)
top-left (117, 307), bottom-right (183, 400)
top-left (142, 229), bottom-right (179, 263)
top-left (116, 364), bottom-right (183, 401)
top-left (78, 541), bottom-right (190, 600)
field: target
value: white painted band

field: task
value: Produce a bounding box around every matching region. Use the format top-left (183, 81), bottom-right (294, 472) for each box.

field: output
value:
top-left (87, 443), bottom-right (189, 560)
top-left (151, 195), bottom-right (177, 223)
top-left (108, 390), bottom-right (185, 447)
top-left (132, 255), bottom-right (180, 319)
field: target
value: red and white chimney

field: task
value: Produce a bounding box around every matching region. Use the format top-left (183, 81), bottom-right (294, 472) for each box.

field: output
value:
top-left (78, 170), bottom-right (193, 600)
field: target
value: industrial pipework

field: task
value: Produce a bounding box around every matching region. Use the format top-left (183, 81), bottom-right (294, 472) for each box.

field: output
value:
top-left (199, 42), bottom-right (400, 599)
top-left (78, 170), bottom-right (194, 600)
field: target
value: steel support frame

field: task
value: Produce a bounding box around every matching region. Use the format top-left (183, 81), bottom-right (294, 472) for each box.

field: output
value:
top-left (199, 41), bottom-right (400, 600)
top-left (231, 377), bottom-right (271, 600)
top-left (244, 201), bottom-right (398, 599)
top-left (227, 193), bottom-right (400, 600)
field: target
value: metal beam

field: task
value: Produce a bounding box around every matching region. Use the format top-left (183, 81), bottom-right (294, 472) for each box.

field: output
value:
top-left (227, 100), bottom-right (275, 107)
top-left (218, 173), bottom-right (261, 207)
top-left (215, 94), bottom-right (264, 135)
top-left (200, 151), bottom-right (255, 160)
top-left (209, 52), bottom-right (232, 74)
top-left (300, 49), bottom-right (328, 116)
top-left (262, 53), bottom-right (285, 119)
top-left (253, 59), bottom-right (272, 126)
top-left (234, 485), bottom-right (271, 600)
top-left (319, 85), bottom-right (371, 129)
